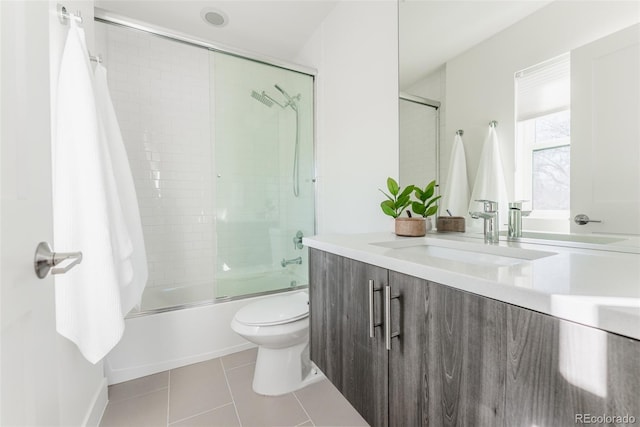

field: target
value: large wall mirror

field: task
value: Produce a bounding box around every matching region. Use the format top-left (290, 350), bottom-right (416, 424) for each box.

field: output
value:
top-left (399, 1), bottom-right (640, 236)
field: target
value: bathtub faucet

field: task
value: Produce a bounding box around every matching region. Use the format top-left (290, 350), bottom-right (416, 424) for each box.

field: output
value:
top-left (281, 257), bottom-right (302, 268)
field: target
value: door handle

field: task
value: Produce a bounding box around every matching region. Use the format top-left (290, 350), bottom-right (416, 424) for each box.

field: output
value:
top-left (384, 286), bottom-right (401, 351)
top-left (574, 214), bottom-right (602, 225)
top-left (368, 279), bottom-right (382, 338)
top-left (34, 242), bottom-right (83, 279)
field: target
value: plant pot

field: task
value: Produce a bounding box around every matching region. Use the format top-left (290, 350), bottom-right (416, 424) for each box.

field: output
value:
top-left (395, 217), bottom-right (428, 237)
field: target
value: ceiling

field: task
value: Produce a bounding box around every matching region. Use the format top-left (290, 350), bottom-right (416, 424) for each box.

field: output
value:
top-left (94, 1), bottom-right (338, 61)
top-left (399, 0), bottom-right (552, 89)
top-left (95, 1), bottom-right (552, 88)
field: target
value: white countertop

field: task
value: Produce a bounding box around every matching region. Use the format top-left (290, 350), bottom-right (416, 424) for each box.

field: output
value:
top-left (303, 231), bottom-right (640, 340)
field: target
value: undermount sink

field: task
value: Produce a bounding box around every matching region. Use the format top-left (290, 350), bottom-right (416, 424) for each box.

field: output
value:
top-left (371, 237), bottom-right (556, 266)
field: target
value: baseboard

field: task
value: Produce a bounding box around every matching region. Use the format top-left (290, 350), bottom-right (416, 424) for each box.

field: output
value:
top-left (105, 342), bottom-right (256, 385)
top-left (83, 377), bottom-right (108, 427)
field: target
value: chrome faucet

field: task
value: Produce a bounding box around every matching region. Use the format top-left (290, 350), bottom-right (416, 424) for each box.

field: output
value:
top-left (508, 200), bottom-right (531, 239)
top-left (470, 199), bottom-right (499, 244)
top-left (281, 256), bottom-right (302, 268)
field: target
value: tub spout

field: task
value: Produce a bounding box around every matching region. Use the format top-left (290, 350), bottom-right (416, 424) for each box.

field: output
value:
top-left (281, 256), bottom-right (302, 268)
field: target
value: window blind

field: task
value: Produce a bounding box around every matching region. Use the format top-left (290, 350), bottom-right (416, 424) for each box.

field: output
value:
top-left (515, 53), bottom-right (570, 121)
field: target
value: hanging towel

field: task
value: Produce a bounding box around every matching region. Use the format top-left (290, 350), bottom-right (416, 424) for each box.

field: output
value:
top-left (441, 133), bottom-right (470, 217)
top-left (94, 63), bottom-right (149, 314)
top-left (53, 20), bottom-right (126, 363)
top-left (468, 126), bottom-right (510, 229)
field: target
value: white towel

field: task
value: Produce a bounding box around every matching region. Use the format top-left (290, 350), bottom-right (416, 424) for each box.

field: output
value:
top-left (441, 134), bottom-right (470, 217)
top-left (94, 63), bottom-right (149, 314)
top-left (53, 20), bottom-right (125, 363)
top-left (468, 126), bottom-right (509, 229)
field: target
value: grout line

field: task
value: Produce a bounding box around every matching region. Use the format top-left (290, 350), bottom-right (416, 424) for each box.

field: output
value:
top-left (221, 361), bottom-right (243, 427)
top-left (221, 349), bottom-right (258, 372)
top-left (167, 403), bottom-right (235, 426)
top-left (295, 420), bottom-right (313, 427)
top-left (108, 385), bottom-right (169, 406)
top-left (292, 392), bottom-right (315, 426)
top-left (223, 360), bottom-right (257, 372)
top-left (166, 370), bottom-right (171, 427)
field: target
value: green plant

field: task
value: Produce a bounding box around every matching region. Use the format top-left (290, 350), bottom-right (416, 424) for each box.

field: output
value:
top-left (379, 177), bottom-right (415, 218)
top-left (412, 180), bottom-right (441, 218)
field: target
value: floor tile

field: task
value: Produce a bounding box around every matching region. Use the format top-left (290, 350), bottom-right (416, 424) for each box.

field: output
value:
top-left (168, 358), bottom-right (232, 423)
top-left (169, 403), bottom-right (240, 427)
top-left (108, 372), bottom-right (169, 403)
top-left (100, 389), bottom-right (168, 427)
top-left (226, 364), bottom-right (309, 426)
top-left (295, 379), bottom-right (369, 427)
top-left (221, 347), bottom-right (258, 370)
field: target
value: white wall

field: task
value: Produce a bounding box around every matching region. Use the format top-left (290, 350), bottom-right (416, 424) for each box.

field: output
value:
top-left (49, 1), bottom-right (107, 425)
top-left (429, 1), bottom-right (639, 206)
top-left (296, 1), bottom-right (399, 235)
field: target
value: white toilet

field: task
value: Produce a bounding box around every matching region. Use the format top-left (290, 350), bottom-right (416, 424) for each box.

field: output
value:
top-left (230, 291), bottom-right (322, 396)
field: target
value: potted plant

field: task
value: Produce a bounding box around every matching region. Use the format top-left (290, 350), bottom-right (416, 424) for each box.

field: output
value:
top-left (411, 179), bottom-right (441, 232)
top-left (379, 177), bottom-right (425, 237)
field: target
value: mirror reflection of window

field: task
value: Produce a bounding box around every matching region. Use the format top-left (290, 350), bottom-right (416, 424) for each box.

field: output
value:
top-left (515, 53), bottom-right (570, 218)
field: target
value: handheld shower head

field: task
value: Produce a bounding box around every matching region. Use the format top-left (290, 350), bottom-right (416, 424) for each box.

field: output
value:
top-left (274, 84), bottom-right (292, 102)
top-left (274, 84), bottom-right (300, 111)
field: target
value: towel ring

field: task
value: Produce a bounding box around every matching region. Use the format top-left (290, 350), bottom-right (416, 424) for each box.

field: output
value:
top-left (34, 242), bottom-right (83, 279)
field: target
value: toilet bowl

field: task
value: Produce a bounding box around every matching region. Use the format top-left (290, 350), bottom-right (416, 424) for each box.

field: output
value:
top-left (230, 291), bottom-right (322, 396)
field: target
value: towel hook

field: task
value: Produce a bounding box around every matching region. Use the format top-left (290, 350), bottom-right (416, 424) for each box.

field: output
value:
top-left (489, 120), bottom-right (498, 128)
top-left (57, 4), bottom-right (83, 25)
top-left (34, 242), bottom-right (83, 279)
top-left (456, 129), bottom-right (464, 136)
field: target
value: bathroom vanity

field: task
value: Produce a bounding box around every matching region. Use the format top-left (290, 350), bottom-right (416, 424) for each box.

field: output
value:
top-left (304, 232), bottom-right (640, 427)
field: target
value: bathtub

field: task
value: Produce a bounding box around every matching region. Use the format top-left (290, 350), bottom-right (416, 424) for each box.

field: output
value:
top-left (105, 284), bottom-right (307, 385)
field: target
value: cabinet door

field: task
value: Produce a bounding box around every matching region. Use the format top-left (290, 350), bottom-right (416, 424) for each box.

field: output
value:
top-left (389, 272), bottom-right (506, 426)
top-left (506, 305), bottom-right (640, 426)
top-left (309, 249), bottom-right (389, 427)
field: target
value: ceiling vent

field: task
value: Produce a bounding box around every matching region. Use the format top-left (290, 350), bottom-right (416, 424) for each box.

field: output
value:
top-left (201, 8), bottom-right (228, 28)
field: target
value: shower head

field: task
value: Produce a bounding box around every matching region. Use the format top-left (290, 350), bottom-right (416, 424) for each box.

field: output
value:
top-left (274, 84), bottom-right (292, 102)
top-left (251, 90), bottom-right (274, 108)
top-left (274, 84), bottom-right (300, 111)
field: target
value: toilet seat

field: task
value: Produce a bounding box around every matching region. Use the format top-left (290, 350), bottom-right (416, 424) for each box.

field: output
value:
top-left (234, 291), bottom-right (309, 326)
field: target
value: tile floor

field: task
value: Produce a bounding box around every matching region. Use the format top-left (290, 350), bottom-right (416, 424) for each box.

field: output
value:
top-left (100, 348), bottom-right (369, 427)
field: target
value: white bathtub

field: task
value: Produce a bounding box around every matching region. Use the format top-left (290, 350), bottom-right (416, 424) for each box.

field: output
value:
top-left (105, 289), bottom-right (303, 385)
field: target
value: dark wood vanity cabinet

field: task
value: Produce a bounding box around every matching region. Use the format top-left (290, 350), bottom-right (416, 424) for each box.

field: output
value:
top-left (309, 248), bottom-right (389, 427)
top-left (309, 248), bottom-right (640, 427)
top-left (389, 271), bottom-right (506, 426)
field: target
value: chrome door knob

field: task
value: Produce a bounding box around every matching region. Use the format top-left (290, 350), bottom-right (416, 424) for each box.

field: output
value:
top-left (574, 214), bottom-right (602, 225)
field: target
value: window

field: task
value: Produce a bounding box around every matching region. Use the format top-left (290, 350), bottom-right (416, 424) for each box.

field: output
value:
top-left (515, 54), bottom-right (570, 217)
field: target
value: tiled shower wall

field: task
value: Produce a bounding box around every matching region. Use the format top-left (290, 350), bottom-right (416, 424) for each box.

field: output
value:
top-left (95, 23), bottom-right (216, 291)
top-left (212, 53), bottom-right (315, 279)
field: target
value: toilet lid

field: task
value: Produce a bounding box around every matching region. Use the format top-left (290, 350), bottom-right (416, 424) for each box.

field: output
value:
top-left (235, 292), bottom-right (309, 326)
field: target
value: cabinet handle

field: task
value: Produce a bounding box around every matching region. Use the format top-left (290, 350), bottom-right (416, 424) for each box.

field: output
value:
top-left (384, 286), bottom-right (401, 351)
top-left (368, 279), bottom-right (382, 338)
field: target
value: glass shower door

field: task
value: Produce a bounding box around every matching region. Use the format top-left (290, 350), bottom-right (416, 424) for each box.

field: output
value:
top-left (212, 52), bottom-right (315, 299)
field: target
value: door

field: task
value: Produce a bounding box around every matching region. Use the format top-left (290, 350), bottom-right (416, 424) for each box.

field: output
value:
top-left (505, 304), bottom-right (640, 425)
top-left (1, 1), bottom-right (60, 424)
top-left (571, 24), bottom-right (640, 234)
top-left (389, 272), bottom-right (506, 426)
top-left (309, 249), bottom-right (389, 427)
